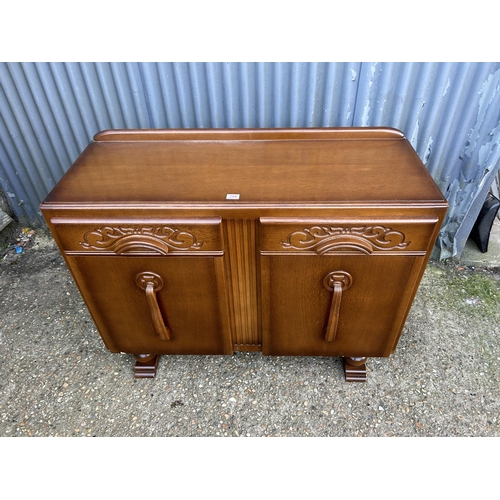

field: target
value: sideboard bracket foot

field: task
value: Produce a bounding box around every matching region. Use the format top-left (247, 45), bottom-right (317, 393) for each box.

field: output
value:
top-left (134, 354), bottom-right (160, 378)
top-left (343, 356), bottom-right (367, 382)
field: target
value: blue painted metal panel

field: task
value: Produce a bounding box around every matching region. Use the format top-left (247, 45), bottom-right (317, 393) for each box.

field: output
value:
top-left (1, 62), bottom-right (499, 258)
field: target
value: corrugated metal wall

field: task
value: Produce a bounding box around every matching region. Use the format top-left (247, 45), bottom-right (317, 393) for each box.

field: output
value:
top-left (1, 62), bottom-right (500, 259)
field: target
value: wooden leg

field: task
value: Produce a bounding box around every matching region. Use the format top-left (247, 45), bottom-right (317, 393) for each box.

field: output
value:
top-left (134, 354), bottom-right (160, 378)
top-left (343, 356), bottom-right (367, 382)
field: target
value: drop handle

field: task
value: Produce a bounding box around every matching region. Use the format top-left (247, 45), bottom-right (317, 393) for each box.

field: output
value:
top-left (323, 271), bottom-right (353, 342)
top-left (136, 272), bottom-right (171, 341)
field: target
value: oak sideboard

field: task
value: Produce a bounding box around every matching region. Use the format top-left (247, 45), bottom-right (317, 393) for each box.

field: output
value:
top-left (40, 127), bottom-right (448, 381)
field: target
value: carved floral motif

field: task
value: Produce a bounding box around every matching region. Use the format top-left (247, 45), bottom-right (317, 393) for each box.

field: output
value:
top-left (79, 226), bottom-right (203, 254)
top-left (280, 225), bottom-right (410, 254)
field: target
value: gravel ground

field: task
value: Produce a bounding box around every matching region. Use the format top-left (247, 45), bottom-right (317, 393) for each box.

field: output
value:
top-left (1, 225), bottom-right (499, 438)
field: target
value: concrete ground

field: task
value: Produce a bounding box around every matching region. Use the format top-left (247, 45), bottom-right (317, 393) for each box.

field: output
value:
top-left (460, 215), bottom-right (500, 267)
top-left (0, 222), bottom-right (499, 439)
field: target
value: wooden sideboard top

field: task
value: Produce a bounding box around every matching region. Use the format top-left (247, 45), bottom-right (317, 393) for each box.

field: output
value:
top-left (42, 127), bottom-right (447, 208)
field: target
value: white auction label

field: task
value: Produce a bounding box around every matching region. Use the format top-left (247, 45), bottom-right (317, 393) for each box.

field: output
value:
top-left (226, 194), bottom-right (240, 200)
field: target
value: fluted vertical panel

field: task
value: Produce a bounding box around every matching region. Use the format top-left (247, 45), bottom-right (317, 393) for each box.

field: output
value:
top-left (223, 219), bottom-right (260, 350)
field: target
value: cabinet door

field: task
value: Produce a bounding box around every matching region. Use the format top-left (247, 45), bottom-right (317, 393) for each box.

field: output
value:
top-left (48, 216), bottom-right (231, 356)
top-left (69, 255), bottom-right (231, 355)
top-left (259, 217), bottom-right (438, 357)
top-left (261, 254), bottom-right (422, 357)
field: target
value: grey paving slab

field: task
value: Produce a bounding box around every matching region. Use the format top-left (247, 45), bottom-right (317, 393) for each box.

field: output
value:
top-left (460, 217), bottom-right (500, 268)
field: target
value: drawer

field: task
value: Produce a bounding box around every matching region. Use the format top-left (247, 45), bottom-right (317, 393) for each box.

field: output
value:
top-left (49, 217), bottom-right (223, 256)
top-left (259, 217), bottom-right (439, 254)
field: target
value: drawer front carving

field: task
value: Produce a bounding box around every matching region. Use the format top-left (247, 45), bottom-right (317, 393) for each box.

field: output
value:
top-left (50, 217), bottom-right (223, 255)
top-left (259, 218), bottom-right (439, 255)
